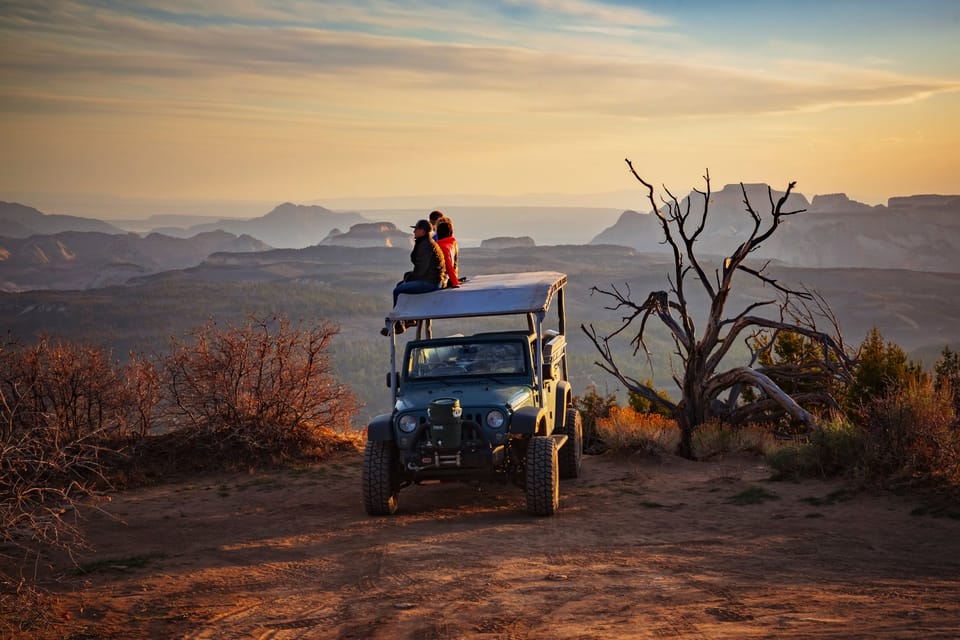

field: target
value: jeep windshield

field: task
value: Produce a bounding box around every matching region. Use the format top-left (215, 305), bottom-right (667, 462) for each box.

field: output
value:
top-left (406, 340), bottom-right (529, 380)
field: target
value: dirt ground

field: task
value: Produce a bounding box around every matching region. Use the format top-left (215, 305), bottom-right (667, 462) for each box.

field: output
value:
top-left (9, 452), bottom-right (960, 639)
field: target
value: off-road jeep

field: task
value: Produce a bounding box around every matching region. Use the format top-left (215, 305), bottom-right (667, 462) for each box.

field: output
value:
top-left (363, 271), bottom-right (583, 517)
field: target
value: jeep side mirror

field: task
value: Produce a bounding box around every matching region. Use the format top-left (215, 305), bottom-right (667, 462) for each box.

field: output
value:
top-left (386, 371), bottom-right (399, 388)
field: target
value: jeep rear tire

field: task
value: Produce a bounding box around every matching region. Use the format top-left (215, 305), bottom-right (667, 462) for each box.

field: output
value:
top-left (558, 408), bottom-right (583, 479)
top-left (362, 440), bottom-right (400, 515)
top-left (525, 436), bottom-right (559, 516)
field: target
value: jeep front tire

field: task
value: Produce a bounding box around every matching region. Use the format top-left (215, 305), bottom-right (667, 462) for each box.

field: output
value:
top-left (362, 439), bottom-right (400, 515)
top-left (525, 436), bottom-right (559, 516)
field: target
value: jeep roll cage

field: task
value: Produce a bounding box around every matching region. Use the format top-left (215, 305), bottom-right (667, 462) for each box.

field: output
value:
top-left (383, 271), bottom-right (568, 406)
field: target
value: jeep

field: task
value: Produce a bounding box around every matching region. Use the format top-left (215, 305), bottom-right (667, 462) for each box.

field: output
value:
top-left (363, 271), bottom-right (583, 516)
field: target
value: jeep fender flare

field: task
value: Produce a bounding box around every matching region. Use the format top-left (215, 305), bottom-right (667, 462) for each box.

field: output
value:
top-left (510, 406), bottom-right (546, 436)
top-left (366, 413), bottom-right (395, 441)
top-left (552, 381), bottom-right (571, 434)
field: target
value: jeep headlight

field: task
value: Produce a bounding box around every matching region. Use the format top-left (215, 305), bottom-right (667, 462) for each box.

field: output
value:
top-left (398, 415), bottom-right (418, 433)
top-left (485, 410), bottom-right (506, 429)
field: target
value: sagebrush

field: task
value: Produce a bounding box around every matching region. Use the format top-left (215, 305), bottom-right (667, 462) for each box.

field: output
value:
top-left (0, 315), bottom-right (359, 614)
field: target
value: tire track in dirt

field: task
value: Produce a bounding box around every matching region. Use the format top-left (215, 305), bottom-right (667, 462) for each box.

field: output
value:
top-left (23, 454), bottom-right (960, 640)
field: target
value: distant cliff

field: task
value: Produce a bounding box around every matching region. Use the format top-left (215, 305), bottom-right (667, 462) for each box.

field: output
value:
top-left (0, 201), bottom-right (125, 237)
top-left (156, 202), bottom-right (366, 249)
top-left (480, 236), bottom-right (536, 249)
top-left (0, 230), bottom-right (270, 291)
top-left (591, 185), bottom-right (960, 273)
top-left (320, 222), bottom-right (411, 248)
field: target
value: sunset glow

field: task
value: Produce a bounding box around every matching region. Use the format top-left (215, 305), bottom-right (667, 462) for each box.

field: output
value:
top-left (2, 0), bottom-right (958, 213)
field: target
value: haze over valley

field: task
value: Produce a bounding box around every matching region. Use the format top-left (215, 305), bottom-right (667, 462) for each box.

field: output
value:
top-left (2, 0), bottom-right (959, 423)
top-left (4, 183), bottom-right (960, 291)
top-left (2, 187), bottom-right (959, 420)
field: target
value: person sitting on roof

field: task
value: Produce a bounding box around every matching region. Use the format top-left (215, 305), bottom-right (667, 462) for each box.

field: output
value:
top-left (428, 209), bottom-right (445, 241)
top-left (435, 218), bottom-right (460, 288)
top-left (381, 218), bottom-right (447, 336)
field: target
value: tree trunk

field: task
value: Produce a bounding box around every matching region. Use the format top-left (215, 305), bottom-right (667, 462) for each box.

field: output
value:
top-left (678, 369), bottom-right (708, 459)
top-left (677, 408), bottom-right (694, 459)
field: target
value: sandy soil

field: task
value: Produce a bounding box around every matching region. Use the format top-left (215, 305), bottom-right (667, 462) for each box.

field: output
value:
top-left (10, 452), bottom-right (960, 639)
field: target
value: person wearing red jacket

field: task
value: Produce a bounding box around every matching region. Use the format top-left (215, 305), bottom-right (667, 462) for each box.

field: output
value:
top-left (436, 218), bottom-right (460, 288)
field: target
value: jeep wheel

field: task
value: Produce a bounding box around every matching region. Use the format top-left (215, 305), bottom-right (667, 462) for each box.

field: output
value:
top-left (525, 436), bottom-right (559, 516)
top-left (362, 440), bottom-right (400, 515)
top-left (558, 408), bottom-right (583, 479)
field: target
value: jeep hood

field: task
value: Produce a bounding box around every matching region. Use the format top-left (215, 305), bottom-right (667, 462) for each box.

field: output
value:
top-left (395, 383), bottom-right (534, 414)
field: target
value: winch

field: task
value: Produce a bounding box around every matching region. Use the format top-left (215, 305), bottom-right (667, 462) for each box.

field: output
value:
top-left (427, 397), bottom-right (462, 449)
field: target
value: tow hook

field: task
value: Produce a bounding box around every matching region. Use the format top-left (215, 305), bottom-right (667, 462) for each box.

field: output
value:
top-left (407, 450), bottom-right (463, 471)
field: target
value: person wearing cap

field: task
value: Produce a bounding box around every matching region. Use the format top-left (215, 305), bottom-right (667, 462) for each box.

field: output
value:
top-left (381, 219), bottom-right (447, 335)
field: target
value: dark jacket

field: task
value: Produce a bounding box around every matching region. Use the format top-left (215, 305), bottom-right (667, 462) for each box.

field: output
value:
top-left (405, 234), bottom-right (446, 285)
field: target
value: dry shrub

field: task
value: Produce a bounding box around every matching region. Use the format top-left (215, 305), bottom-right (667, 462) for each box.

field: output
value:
top-left (857, 376), bottom-right (959, 485)
top-left (595, 406), bottom-right (679, 455)
top-left (125, 423), bottom-right (363, 482)
top-left (0, 430), bottom-right (97, 632)
top-left (160, 316), bottom-right (359, 466)
top-left (0, 317), bottom-right (361, 626)
top-left (121, 354), bottom-right (161, 439)
top-left (768, 378), bottom-right (960, 486)
top-left (0, 337), bottom-right (132, 440)
top-left (0, 427), bottom-right (96, 556)
top-left (0, 338), bottom-right (113, 584)
top-left (693, 420), bottom-right (777, 460)
top-left (0, 577), bottom-right (59, 637)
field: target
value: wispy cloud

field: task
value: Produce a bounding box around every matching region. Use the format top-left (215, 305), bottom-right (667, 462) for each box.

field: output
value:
top-left (504, 0), bottom-right (669, 28)
top-left (2, 1), bottom-right (958, 201)
top-left (2, 2), bottom-right (956, 126)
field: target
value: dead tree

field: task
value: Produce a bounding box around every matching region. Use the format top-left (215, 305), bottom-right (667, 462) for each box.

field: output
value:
top-left (583, 162), bottom-right (852, 458)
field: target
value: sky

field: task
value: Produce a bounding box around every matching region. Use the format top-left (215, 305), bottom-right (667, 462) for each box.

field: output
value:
top-left (1, 0), bottom-right (959, 216)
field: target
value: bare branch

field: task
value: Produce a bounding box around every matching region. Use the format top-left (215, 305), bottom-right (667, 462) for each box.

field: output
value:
top-left (582, 323), bottom-right (678, 414)
top-left (589, 285), bottom-right (691, 354)
top-left (707, 314), bottom-right (851, 376)
top-left (736, 264), bottom-right (813, 299)
top-left (587, 168), bottom-right (847, 457)
top-left (727, 391), bottom-right (839, 425)
top-left (706, 366), bottom-right (816, 427)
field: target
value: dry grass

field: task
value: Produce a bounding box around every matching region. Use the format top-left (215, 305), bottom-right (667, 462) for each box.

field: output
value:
top-left (595, 408), bottom-right (779, 460)
top-left (595, 407), bottom-right (679, 456)
top-left (693, 420), bottom-right (778, 460)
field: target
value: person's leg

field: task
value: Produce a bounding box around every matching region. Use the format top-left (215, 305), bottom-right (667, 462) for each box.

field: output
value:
top-left (394, 280), bottom-right (438, 301)
top-left (384, 281), bottom-right (438, 335)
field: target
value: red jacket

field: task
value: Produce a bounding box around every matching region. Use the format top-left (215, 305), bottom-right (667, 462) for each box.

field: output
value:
top-left (436, 236), bottom-right (460, 287)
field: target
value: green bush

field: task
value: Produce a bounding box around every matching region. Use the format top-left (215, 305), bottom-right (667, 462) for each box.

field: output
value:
top-left (626, 379), bottom-right (673, 417)
top-left (934, 346), bottom-right (960, 418)
top-left (574, 385), bottom-right (618, 451)
top-left (846, 327), bottom-right (920, 410)
top-left (766, 416), bottom-right (863, 480)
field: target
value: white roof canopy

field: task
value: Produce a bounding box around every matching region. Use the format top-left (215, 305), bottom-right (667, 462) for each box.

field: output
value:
top-left (388, 271), bottom-right (567, 323)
